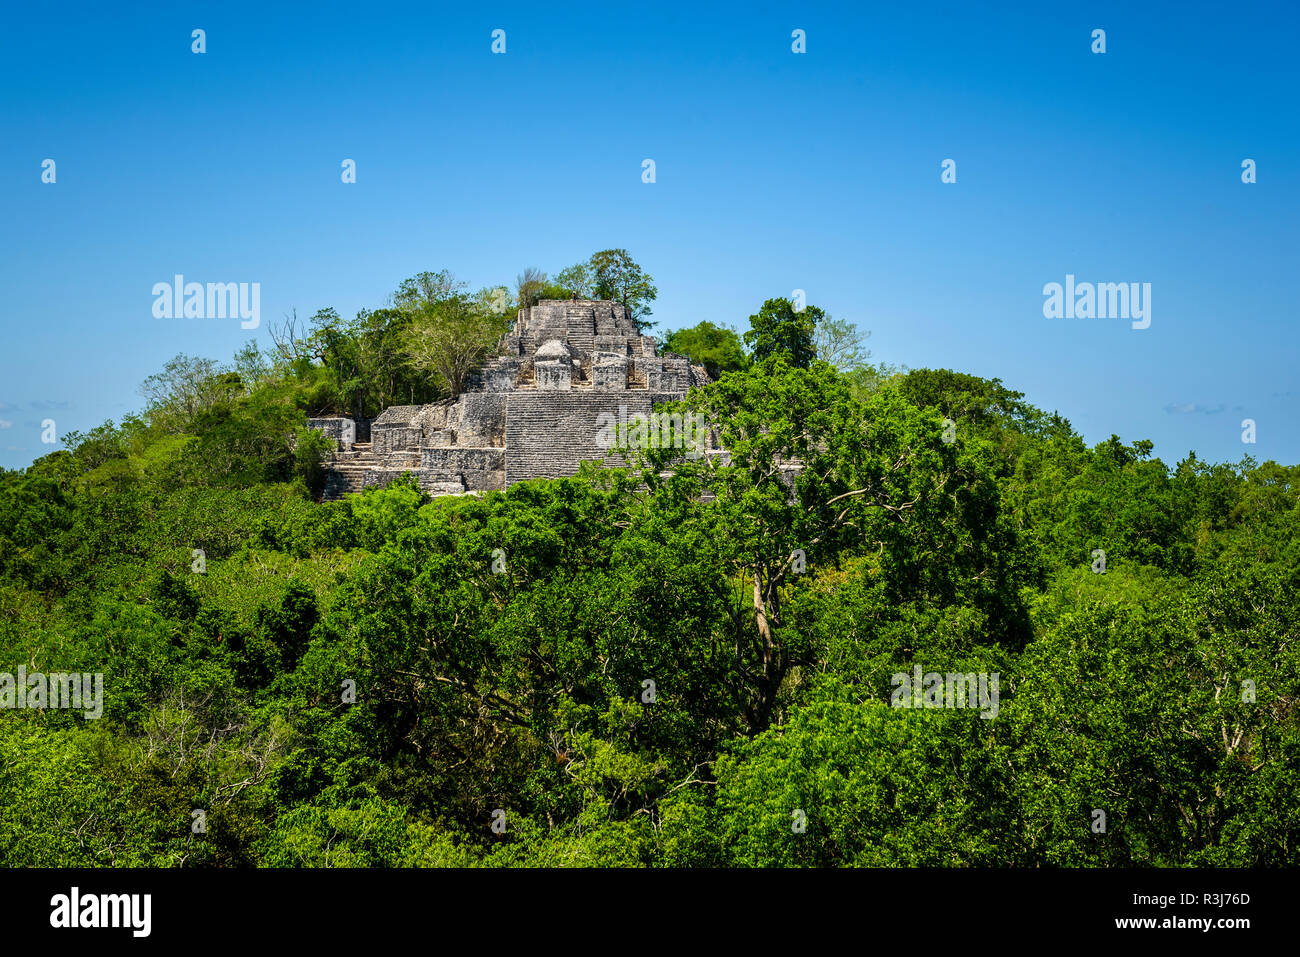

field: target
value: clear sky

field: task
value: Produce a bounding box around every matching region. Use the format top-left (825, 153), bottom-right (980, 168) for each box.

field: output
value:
top-left (2, 0), bottom-right (1296, 471)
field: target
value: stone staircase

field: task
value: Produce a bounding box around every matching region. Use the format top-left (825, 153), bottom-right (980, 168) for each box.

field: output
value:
top-left (322, 443), bottom-right (414, 500)
top-left (321, 442), bottom-right (471, 501)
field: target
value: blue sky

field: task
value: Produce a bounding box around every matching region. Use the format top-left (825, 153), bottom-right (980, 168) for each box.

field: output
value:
top-left (2, 0), bottom-right (1297, 470)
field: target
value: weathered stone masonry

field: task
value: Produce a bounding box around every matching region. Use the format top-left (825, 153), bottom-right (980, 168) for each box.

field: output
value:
top-left (308, 300), bottom-right (713, 499)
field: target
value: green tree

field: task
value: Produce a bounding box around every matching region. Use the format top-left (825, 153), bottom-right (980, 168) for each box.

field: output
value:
top-left (589, 249), bottom-right (657, 329)
top-left (395, 273), bottom-right (512, 398)
top-left (552, 262), bottom-right (593, 299)
top-left (516, 267), bottom-right (547, 310)
top-left (629, 359), bottom-right (1030, 734)
top-left (813, 315), bottom-right (871, 371)
top-left (553, 250), bottom-right (658, 332)
top-left (139, 354), bottom-right (240, 433)
top-left (743, 298), bottom-right (820, 368)
top-left (666, 684), bottom-right (1001, 866)
top-left (662, 321), bottom-right (749, 378)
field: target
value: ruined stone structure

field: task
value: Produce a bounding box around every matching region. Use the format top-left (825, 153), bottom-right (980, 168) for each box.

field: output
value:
top-left (308, 300), bottom-right (714, 500)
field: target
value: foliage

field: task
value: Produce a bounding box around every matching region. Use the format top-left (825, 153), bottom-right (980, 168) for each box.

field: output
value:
top-left (813, 315), bottom-right (871, 371)
top-left (553, 250), bottom-right (657, 332)
top-left (743, 297), bottom-right (820, 368)
top-left (662, 321), bottom-right (750, 379)
top-left (2, 275), bottom-right (1298, 869)
top-left (400, 291), bottom-right (510, 398)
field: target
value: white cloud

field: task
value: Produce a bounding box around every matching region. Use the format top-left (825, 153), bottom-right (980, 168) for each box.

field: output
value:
top-left (1164, 402), bottom-right (1225, 416)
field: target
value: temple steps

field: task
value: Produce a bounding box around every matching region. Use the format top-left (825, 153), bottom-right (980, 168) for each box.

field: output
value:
top-left (320, 448), bottom-right (429, 501)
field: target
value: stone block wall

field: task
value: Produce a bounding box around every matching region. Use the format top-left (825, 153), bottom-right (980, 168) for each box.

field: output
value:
top-left (503, 392), bottom-right (692, 485)
top-left (592, 355), bottom-right (628, 390)
top-left (374, 426), bottom-right (422, 454)
top-left (455, 393), bottom-right (507, 447)
top-left (421, 447), bottom-right (507, 492)
top-left (306, 417), bottom-right (355, 449)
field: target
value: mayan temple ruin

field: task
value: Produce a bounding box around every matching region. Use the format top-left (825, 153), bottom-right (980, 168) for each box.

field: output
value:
top-left (306, 299), bottom-right (714, 499)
